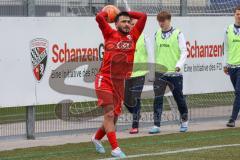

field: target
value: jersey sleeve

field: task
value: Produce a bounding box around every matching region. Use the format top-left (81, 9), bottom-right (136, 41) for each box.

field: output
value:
top-left (129, 12), bottom-right (147, 42)
top-left (96, 11), bottom-right (114, 39)
top-left (145, 35), bottom-right (155, 81)
top-left (223, 28), bottom-right (228, 67)
top-left (176, 32), bottom-right (188, 68)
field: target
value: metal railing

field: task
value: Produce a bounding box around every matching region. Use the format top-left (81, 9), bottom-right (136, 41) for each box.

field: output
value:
top-left (0, 92), bottom-right (235, 139)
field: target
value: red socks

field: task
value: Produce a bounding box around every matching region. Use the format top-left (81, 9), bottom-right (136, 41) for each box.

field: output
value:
top-left (95, 128), bottom-right (106, 140)
top-left (95, 129), bottom-right (119, 150)
top-left (107, 132), bottom-right (119, 150)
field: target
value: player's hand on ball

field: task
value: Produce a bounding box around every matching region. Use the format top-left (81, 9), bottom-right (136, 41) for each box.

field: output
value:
top-left (102, 5), bottom-right (120, 23)
top-left (223, 67), bottom-right (229, 75)
top-left (175, 67), bottom-right (181, 72)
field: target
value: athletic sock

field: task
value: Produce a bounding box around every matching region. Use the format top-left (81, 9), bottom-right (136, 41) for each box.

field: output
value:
top-left (107, 131), bottom-right (119, 150)
top-left (94, 128), bottom-right (106, 140)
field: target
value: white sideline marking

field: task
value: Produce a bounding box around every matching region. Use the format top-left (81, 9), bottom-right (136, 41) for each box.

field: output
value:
top-left (98, 144), bottom-right (240, 160)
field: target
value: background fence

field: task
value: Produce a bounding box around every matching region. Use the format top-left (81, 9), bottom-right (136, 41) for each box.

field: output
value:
top-left (0, 0), bottom-right (240, 17)
top-left (0, 0), bottom-right (238, 140)
top-left (0, 92), bottom-right (235, 139)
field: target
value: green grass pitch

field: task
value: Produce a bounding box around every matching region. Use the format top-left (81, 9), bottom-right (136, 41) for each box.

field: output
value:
top-left (0, 127), bottom-right (240, 160)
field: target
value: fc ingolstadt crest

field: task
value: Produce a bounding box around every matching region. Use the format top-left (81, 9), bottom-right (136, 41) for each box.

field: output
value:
top-left (30, 38), bottom-right (48, 81)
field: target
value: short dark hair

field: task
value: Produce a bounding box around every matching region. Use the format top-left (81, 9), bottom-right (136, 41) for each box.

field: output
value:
top-left (114, 11), bottom-right (130, 22)
top-left (234, 6), bottom-right (240, 13)
top-left (157, 11), bottom-right (171, 22)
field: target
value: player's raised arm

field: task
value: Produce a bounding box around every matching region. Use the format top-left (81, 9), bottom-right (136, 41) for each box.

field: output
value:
top-left (95, 11), bottom-right (114, 39)
top-left (96, 5), bottom-right (120, 39)
top-left (128, 11), bottom-right (147, 40)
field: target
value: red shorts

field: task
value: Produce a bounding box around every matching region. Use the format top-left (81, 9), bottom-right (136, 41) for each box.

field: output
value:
top-left (95, 74), bottom-right (124, 116)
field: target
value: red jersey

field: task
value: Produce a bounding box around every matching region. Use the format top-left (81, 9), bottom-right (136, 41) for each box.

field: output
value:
top-left (96, 11), bottom-right (147, 79)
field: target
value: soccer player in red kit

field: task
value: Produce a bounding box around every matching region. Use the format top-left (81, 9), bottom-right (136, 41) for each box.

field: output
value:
top-left (92, 10), bottom-right (147, 158)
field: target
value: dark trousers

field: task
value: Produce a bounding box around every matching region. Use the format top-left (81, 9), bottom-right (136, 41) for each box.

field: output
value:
top-left (153, 73), bottom-right (188, 127)
top-left (124, 76), bottom-right (145, 128)
top-left (229, 67), bottom-right (240, 121)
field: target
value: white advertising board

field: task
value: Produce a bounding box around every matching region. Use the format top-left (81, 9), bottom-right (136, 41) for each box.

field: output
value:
top-left (0, 16), bottom-right (234, 107)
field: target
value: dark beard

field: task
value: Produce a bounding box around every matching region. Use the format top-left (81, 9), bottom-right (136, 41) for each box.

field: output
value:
top-left (118, 27), bottom-right (130, 35)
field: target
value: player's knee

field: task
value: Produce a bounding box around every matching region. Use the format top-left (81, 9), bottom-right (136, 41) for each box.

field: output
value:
top-left (105, 110), bottom-right (114, 119)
